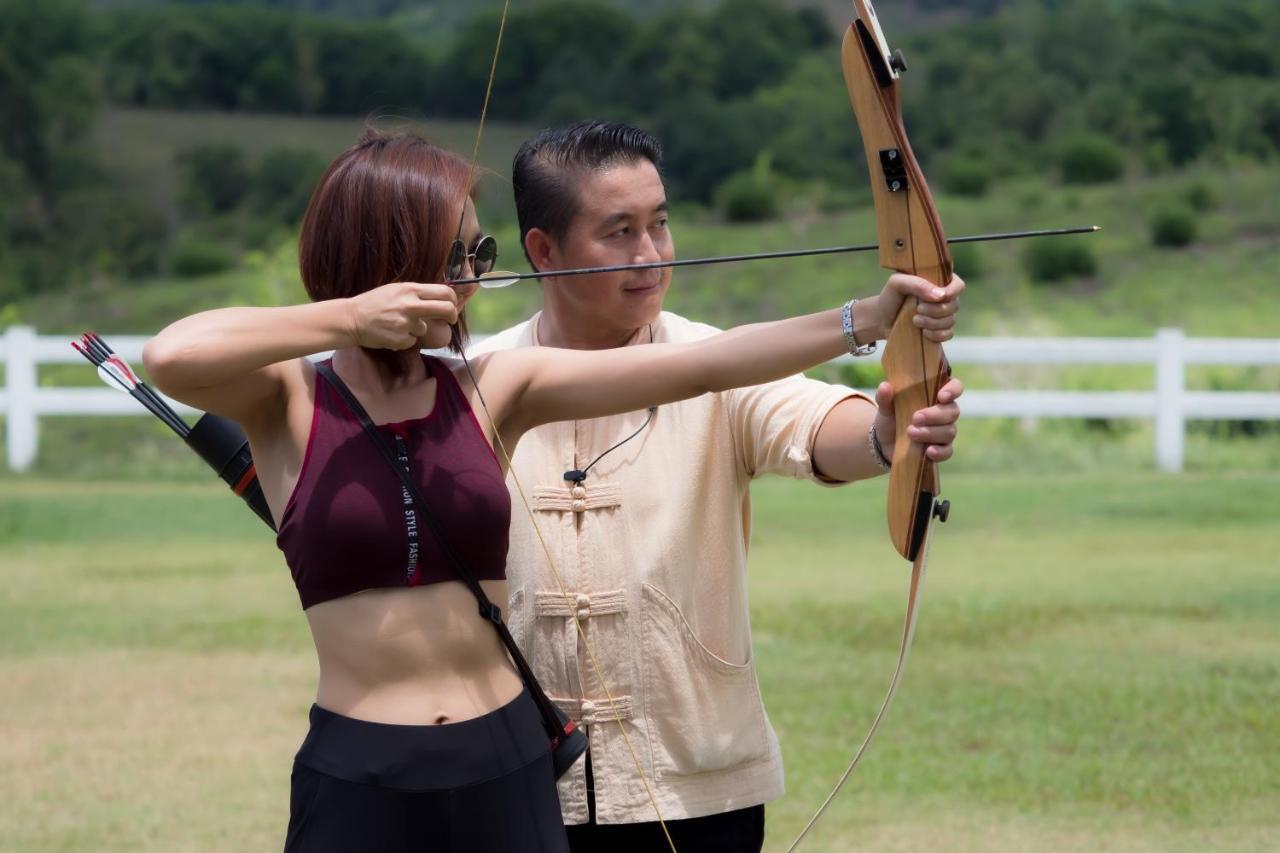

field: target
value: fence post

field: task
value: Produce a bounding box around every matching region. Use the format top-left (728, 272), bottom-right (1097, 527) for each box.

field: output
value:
top-left (4, 325), bottom-right (39, 472)
top-left (1155, 328), bottom-right (1186, 473)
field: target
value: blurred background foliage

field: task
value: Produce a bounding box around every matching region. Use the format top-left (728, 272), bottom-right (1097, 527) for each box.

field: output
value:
top-left (1, 0), bottom-right (1278, 476)
top-left (2, 0), bottom-right (1278, 301)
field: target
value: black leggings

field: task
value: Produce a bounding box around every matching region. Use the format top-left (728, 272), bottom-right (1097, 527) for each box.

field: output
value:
top-left (285, 691), bottom-right (569, 852)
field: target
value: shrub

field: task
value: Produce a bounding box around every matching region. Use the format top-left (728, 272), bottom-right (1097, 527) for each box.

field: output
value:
top-left (177, 144), bottom-right (250, 215)
top-left (1017, 183), bottom-right (1046, 212)
top-left (1150, 206), bottom-right (1196, 248)
top-left (171, 237), bottom-right (235, 278)
top-left (1023, 239), bottom-right (1098, 283)
top-left (253, 147), bottom-right (329, 225)
top-left (836, 359), bottom-right (884, 390)
top-left (714, 170), bottom-right (778, 222)
top-left (942, 157), bottom-right (991, 197)
top-left (1183, 180), bottom-right (1216, 212)
top-left (948, 242), bottom-right (982, 281)
top-left (97, 193), bottom-right (168, 277)
top-left (814, 183), bottom-right (870, 212)
top-left (1057, 133), bottom-right (1124, 185)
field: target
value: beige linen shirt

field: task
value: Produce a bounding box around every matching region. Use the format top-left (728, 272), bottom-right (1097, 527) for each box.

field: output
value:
top-left (472, 311), bottom-right (869, 824)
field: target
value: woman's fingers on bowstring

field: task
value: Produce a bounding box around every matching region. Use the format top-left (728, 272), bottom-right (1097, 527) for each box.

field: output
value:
top-left (396, 283), bottom-right (459, 325)
top-left (403, 282), bottom-right (460, 304)
top-left (351, 282), bottom-right (458, 349)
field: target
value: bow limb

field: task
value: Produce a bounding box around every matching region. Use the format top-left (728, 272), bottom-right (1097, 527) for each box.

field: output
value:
top-left (788, 3), bottom-right (952, 848)
top-left (449, 7), bottom-right (677, 851)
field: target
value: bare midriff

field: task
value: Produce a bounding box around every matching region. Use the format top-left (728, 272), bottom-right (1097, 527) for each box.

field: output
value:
top-left (305, 580), bottom-right (523, 726)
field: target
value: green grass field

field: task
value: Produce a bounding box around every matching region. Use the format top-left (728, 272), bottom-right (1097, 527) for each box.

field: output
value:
top-left (2, 473), bottom-right (1277, 851)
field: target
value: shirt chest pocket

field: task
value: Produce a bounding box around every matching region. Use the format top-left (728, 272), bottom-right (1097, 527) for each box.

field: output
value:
top-left (640, 584), bottom-right (773, 779)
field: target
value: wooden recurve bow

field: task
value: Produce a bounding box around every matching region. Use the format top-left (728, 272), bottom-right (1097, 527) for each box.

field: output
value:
top-left (787, 1), bottom-right (953, 847)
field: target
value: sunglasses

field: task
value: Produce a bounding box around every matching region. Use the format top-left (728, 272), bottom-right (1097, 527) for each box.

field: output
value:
top-left (447, 235), bottom-right (498, 281)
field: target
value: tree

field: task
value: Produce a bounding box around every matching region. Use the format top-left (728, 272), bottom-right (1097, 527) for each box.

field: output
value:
top-left (0, 0), bottom-right (121, 295)
top-left (0, 0), bottom-right (98, 187)
top-left (1058, 133), bottom-right (1125, 185)
top-left (254, 147), bottom-right (329, 225)
top-left (441, 1), bottom-right (632, 120)
top-left (177, 145), bottom-right (251, 216)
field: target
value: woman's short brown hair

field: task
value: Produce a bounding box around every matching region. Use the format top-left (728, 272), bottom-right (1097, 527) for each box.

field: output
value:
top-left (299, 129), bottom-right (473, 354)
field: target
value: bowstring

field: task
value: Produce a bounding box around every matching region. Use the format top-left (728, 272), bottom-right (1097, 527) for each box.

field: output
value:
top-left (784, 526), bottom-right (932, 851)
top-left (448, 5), bottom-right (675, 849)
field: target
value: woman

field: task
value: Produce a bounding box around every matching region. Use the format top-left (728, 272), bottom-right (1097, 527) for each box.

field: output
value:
top-left (143, 130), bottom-right (960, 852)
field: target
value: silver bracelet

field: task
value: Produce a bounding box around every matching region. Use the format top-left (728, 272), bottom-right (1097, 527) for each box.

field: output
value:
top-left (841, 299), bottom-right (877, 356)
top-left (868, 422), bottom-right (892, 470)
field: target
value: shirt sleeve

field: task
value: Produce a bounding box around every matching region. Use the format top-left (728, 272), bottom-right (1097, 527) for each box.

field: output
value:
top-left (724, 374), bottom-right (873, 484)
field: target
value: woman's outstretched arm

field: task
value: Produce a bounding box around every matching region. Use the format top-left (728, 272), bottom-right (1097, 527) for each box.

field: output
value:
top-left (143, 284), bottom-right (460, 423)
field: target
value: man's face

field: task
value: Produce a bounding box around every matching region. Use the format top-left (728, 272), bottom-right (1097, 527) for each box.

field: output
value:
top-left (534, 159), bottom-right (674, 334)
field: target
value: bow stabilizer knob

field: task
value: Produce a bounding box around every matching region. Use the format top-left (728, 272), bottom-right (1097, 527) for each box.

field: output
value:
top-left (933, 499), bottom-right (951, 523)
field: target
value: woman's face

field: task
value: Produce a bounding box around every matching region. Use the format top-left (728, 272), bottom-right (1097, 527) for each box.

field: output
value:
top-left (417, 198), bottom-right (483, 350)
top-left (453, 198), bottom-right (484, 305)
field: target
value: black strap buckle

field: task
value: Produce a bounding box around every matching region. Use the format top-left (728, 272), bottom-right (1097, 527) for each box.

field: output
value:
top-left (479, 601), bottom-right (503, 624)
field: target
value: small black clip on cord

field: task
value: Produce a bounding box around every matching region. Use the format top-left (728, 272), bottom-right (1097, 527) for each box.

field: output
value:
top-left (563, 406), bottom-right (657, 484)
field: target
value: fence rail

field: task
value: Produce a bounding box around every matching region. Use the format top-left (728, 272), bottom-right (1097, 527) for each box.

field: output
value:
top-left (2, 326), bottom-right (1278, 473)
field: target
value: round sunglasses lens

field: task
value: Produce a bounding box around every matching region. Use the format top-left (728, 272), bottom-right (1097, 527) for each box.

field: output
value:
top-left (446, 240), bottom-right (466, 280)
top-left (474, 236), bottom-right (497, 274)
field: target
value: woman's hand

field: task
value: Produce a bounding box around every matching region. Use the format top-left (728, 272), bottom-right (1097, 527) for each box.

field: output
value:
top-left (873, 377), bottom-right (963, 463)
top-left (870, 272), bottom-right (964, 343)
top-left (349, 282), bottom-right (459, 350)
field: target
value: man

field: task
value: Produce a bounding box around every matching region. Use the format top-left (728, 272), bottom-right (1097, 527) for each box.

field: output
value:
top-left (473, 121), bottom-right (963, 852)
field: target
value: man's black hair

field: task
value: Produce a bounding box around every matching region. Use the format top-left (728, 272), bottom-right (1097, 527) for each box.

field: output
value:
top-left (512, 120), bottom-right (663, 266)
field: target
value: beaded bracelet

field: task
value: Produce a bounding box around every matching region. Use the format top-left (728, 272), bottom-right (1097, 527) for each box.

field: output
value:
top-left (868, 422), bottom-right (892, 470)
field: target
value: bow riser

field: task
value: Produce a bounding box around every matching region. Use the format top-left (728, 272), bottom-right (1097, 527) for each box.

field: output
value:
top-left (842, 2), bottom-right (953, 560)
top-left (882, 312), bottom-right (950, 557)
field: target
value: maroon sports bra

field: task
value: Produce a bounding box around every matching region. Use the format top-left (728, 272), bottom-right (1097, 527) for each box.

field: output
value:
top-left (276, 355), bottom-right (510, 609)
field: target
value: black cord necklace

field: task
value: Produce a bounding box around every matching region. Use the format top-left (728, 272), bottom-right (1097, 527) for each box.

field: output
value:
top-left (562, 324), bottom-right (657, 485)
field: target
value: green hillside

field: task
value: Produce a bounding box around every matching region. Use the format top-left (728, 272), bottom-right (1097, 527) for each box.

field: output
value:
top-left (36, 107), bottom-right (1279, 342)
top-left (11, 104), bottom-right (1277, 483)
top-left (94, 107), bottom-right (531, 220)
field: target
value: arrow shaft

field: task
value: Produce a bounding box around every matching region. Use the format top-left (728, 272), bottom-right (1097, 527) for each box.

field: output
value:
top-left (449, 225), bottom-right (1098, 286)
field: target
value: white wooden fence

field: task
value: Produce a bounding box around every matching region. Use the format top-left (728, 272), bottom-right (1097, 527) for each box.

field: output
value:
top-left (2, 326), bottom-right (1278, 473)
